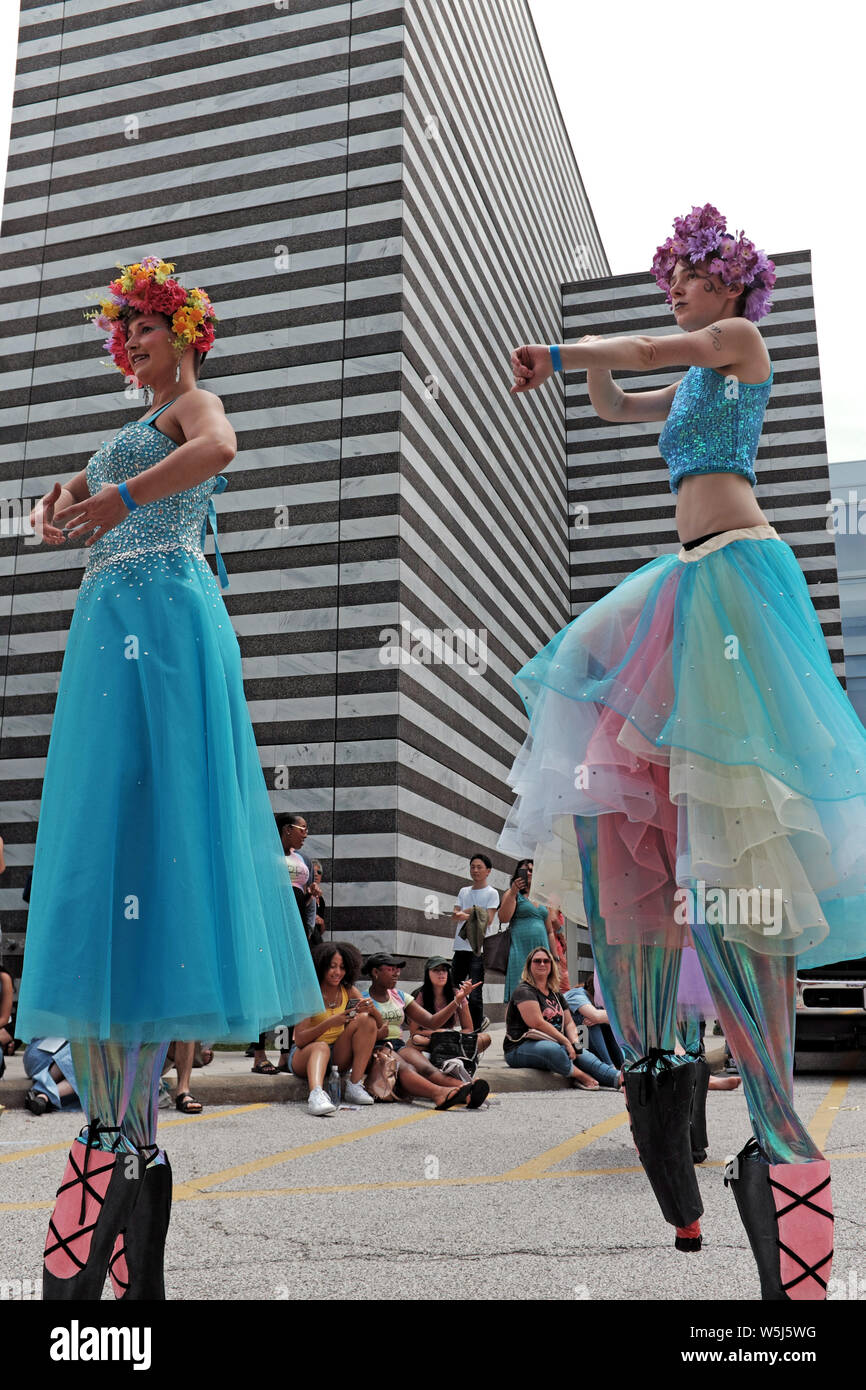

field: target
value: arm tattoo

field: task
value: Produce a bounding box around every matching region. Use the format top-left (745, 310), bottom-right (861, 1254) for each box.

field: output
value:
top-left (708, 323), bottom-right (723, 353)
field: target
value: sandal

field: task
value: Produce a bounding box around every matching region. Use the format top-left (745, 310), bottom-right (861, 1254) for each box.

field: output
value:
top-left (25, 1087), bottom-right (52, 1116)
top-left (467, 1079), bottom-right (490, 1109)
top-left (250, 1062), bottom-right (279, 1075)
top-left (435, 1083), bottom-right (473, 1110)
top-left (174, 1092), bottom-right (202, 1114)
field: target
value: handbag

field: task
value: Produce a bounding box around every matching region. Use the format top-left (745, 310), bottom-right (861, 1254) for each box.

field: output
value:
top-left (504, 1027), bottom-right (552, 1043)
top-left (482, 924), bottom-right (511, 975)
top-left (429, 1029), bottom-right (479, 1076)
top-left (365, 1043), bottom-right (399, 1101)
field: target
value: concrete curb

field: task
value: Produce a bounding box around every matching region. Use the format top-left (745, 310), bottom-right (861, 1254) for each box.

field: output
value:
top-left (0, 1036), bottom-right (728, 1111)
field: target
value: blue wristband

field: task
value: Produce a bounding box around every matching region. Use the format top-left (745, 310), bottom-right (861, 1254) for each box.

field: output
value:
top-left (117, 481), bottom-right (138, 512)
top-left (549, 344), bottom-right (563, 373)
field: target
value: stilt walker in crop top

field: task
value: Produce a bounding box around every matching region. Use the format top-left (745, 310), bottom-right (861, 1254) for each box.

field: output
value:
top-left (15, 257), bottom-right (322, 1300)
top-left (497, 204), bottom-right (866, 1300)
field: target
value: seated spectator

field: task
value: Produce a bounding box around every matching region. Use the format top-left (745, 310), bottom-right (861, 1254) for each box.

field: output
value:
top-left (504, 948), bottom-right (606, 1089)
top-left (160, 1040), bottom-right (213, 1114)
top-left (409, 957), bottom-right (492, 1079)
top-left (0, 968), bottom-right (14, 1078)
top-left (564, 977), bottom-right (624, 1086)
top-left (362, 953), bottom-right (489, 1109)
top-left (23, 1039), bottom-right (81, 1114)
top-left (289, 941), bottom-right (380, 1115)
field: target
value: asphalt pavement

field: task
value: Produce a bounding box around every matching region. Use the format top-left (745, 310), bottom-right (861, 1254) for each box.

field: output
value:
top-left (2, 1040), bottom-right (864, 1304)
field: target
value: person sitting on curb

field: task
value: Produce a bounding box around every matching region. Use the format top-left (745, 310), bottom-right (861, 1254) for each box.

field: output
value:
top-left (23, 1039), bottom-right (81, 1114)
top-left (563, 979), bottom-right (624, 1087)
top-left (160, 1040), bottom-right (213, 1114)
top-left (408, 957), bottom-right (492, 1080)
top-left (289, 941), bottom-right (381, 1115)
top-left (362, 953), bottom-right (489, 1109)
top-left (0, 968), bottom-right (15, 1077)
top-left (504, 949), bottom-right (607, 1089)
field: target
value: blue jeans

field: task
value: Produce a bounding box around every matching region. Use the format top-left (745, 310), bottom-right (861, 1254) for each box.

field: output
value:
top-left (590, 1022), bottom-right (623, 1070)
top-left (563, 990), bottom-right (622, 1085)
top-left (504, 1038), bottom-right (573, 1077)
top-left (569, 1044), bottom-right (618, 1088)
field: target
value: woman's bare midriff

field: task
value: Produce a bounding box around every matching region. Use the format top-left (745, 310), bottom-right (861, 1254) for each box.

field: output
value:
top-left (675, 472), bottom-right (769, 546)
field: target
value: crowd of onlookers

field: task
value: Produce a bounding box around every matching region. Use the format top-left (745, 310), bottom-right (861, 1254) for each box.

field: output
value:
top-left (1, 826), bottom-right (738, 1119)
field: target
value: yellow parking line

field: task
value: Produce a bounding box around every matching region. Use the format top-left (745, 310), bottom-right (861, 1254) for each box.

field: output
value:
top-left (3, 1148), bottom-right (865, 1214)
top-left (808, 1078), bottom-right (850, 1150)
top-left (0, 1104), bottom-right (270, 1165)
top-left (173, 1108), bottom-right (433, 1197)
top-left (502, 1111), bottom-right (631, 1178)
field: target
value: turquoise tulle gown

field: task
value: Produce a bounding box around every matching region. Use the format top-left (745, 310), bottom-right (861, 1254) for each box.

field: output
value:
top-left (15, 399), bottom-right (323, 1047)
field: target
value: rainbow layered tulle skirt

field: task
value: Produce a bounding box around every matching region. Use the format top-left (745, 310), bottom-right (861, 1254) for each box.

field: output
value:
top-left (497, 526), bottom-right (866, 970)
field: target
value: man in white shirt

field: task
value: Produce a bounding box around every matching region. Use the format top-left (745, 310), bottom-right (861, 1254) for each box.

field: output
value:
top-left (451, 853), bottom-right (499, 1032)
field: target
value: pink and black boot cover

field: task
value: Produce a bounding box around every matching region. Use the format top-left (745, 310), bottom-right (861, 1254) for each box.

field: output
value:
top-left (726, 1137), bottom-right (833, 1300)
top-left (42, 1120), bottom-right (146, 1301)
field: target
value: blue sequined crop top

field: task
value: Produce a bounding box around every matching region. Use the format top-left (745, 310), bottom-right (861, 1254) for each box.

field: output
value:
top-left (657, 362), bottom-right (773, 494)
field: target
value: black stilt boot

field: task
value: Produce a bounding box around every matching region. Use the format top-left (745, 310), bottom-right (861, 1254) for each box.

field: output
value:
top-left (622, 1050), bottom-right (704, 1250)
top-left (42, 1121), bottom-right (146, 1301)
top-left (689, 1050), bottom-right (711, 1164)
top-left (108, 1147), bottom-right (173, 1300)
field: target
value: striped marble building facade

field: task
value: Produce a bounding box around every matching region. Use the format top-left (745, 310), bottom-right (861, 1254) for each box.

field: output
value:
top-left (0, 0), bottom-right (608, 1002)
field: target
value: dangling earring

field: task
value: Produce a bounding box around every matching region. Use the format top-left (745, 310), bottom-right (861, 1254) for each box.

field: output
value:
top-left (145, 384), bottom-right (153, 407)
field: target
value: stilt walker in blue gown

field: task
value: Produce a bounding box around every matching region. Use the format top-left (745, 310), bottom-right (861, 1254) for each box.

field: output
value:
top-left (498, 205), bottom-right (866, 1299)
top-left (15, 257), bottom-right (323, 1299)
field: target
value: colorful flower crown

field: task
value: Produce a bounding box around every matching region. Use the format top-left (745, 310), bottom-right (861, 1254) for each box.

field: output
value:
top-left (651, 204), bottom-right (776, 322)
top-left (84, 256), bottom-right (218, 376)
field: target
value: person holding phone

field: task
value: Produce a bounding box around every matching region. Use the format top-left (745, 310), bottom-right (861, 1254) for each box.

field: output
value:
top-left (289, 941), bottom-right (381, 1115)
top-left (499, 860), bottom-right (559, 1002)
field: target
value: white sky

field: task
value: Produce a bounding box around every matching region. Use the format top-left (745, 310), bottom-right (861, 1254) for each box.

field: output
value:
top-left (0, 0), bottom-right (861, 463)
top-left (529, 0), bottom-right (864, 465)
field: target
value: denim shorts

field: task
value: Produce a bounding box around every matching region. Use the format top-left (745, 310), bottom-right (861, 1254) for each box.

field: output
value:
top-left (288, 1040), bottom-right (338, 1073)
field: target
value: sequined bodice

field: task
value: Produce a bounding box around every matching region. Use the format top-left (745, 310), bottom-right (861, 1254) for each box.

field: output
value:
top-left (81, 420), bottom-right (228, 588)
top-left (658, 364), bottom-right (773, 495)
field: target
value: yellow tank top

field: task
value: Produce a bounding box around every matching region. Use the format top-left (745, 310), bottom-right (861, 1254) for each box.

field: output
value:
top-left (309, 985), bottom-right (349, 1045)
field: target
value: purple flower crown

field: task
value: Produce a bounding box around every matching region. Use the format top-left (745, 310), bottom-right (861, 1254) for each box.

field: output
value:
top-left (651, 203), bottom-right (776, 322)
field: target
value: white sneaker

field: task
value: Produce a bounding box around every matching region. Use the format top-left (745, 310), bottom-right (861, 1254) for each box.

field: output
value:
top-left (308, 1086), bottom-right (337, 1116)
top-left (343, 1078), bottom-right (374, 1105)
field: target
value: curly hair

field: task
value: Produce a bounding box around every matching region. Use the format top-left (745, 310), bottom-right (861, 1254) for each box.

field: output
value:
top-left (311, 940), bottom-right (361, 989)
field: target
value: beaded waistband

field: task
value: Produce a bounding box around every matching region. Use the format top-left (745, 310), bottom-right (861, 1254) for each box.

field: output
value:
top-left (81, 541), bottom-right (212, 584)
